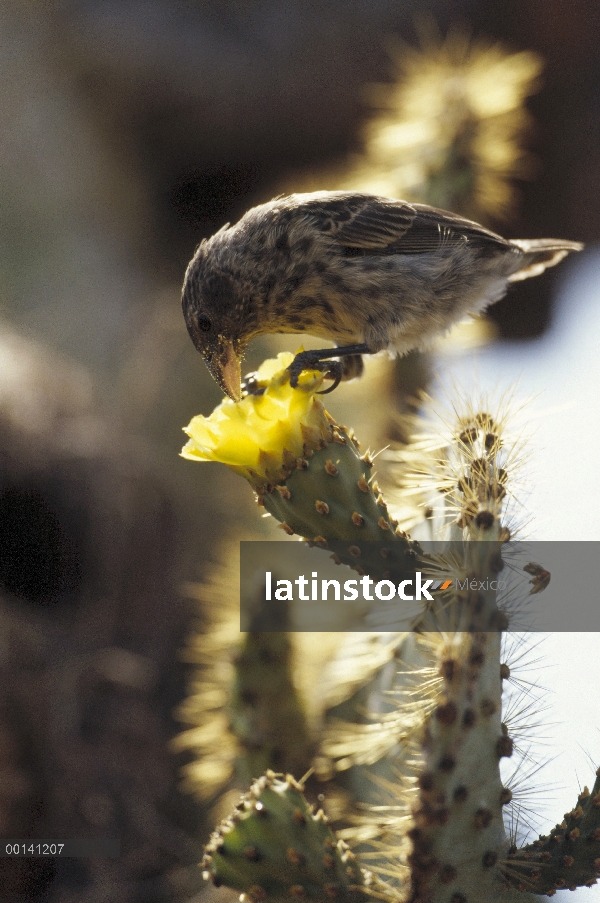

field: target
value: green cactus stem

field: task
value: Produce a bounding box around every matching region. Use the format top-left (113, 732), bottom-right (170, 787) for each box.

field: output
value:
top-left (231, 631), bottom-right (313, 786)
top-left (259, 423), bottom-right (421, 585)
top-left (257, 423), bottom-right (390, 543)
top-left (501, 770), bottom-right (600, 895)
top-left (410, 629), bottom-right (512, 903)
top-left (202, 771), bottom-right (373, 902)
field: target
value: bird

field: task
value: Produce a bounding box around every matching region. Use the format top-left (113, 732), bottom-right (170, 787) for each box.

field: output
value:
top-left (181, 191), bottom-right (583, 401)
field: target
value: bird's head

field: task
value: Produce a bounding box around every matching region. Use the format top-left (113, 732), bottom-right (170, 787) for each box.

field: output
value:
top-left (182, 254), bottom-right (246, 402)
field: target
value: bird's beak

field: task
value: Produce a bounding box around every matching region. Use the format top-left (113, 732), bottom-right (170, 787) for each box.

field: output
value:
top-left (207, 340), bottom-right (242, 402)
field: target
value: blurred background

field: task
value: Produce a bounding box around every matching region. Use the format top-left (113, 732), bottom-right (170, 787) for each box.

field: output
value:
top-left (0, 0), bottom-right (599, 900)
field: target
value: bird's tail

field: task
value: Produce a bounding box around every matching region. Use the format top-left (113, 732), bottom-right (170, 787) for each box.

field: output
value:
top-left (508, 238), bottom-right (584, 281)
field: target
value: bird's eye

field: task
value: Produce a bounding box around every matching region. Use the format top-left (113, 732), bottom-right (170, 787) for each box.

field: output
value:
top-left (198, 316), bottom-right (212, 332)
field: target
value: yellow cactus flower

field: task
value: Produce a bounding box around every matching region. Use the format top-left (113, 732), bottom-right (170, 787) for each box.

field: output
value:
top-left (181, 353), bottom-right (334, 489)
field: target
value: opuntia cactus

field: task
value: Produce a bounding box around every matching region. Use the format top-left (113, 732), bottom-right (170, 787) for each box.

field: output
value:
top-left (181, 357), bottom-right (599, 903)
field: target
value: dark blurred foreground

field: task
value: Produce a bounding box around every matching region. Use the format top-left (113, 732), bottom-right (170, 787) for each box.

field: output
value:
top-left (0, 326), bottom-right (208, 901)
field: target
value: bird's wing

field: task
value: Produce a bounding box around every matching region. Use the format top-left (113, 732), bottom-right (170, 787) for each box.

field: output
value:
top-left (408, 204), bottom-right (512, 254)
top-left (302, 194), bottom-right (417, 249)
top-left (301, 194), bottom-right (511, 255)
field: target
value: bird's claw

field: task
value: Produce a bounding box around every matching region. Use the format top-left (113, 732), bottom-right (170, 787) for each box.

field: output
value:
top-left (317, 365), bottom-right (343, 394)
top-left (287, 352), bottom-right (343, 394)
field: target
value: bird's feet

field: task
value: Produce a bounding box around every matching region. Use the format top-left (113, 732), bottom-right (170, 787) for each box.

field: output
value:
top-left (288, 351), bottom-right (344, 394)
top-left (288, 344), bottom-right (370, 394)
top-left (241, 351), bottom-right (360, 398)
